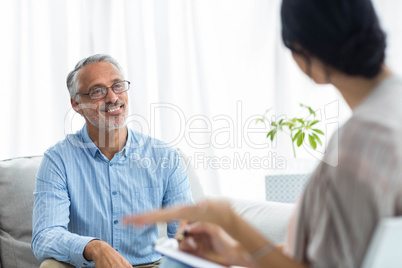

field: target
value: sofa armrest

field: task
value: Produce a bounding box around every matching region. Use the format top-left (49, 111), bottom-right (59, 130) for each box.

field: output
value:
top-left (40, 259), bottom-right (74, 268)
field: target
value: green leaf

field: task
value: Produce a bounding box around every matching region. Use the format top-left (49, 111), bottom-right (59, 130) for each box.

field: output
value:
top-left (308, 107), bottom-right (316, 116)
top-left (297, 132), bottom-right (305, 147)
top-left (308, 107), bottom-right (315, 116)
top-left (300, 103), bottom-right (316, 117)
top-left (284, 122), bottom-right (295, 129)
top-left (266, 130), bottom-right (273, 139)
top-left (271, 122), bottom-right (277, 127)
top-left (312, 133), bottom-right (322, 146)
top-left (267, 129), bottom-right (277, 142)
top-left (293, 130), bottom-right (301, 142)
top-left (270, 129), bottom-right (277, 141)
top-left (309, 120), bottom-right (319, 127)
top-left (296, 118), bottom-right (304, 124)
top-left (278, 119), bottom-right (284, 130)
top-left (312, 129), bottom-right (324, 135)
top-left (309, 134), bottom-right (317, 149)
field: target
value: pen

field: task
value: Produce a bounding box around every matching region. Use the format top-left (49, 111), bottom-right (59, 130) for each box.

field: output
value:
top-left (176, 230), bottom-right (190, 243)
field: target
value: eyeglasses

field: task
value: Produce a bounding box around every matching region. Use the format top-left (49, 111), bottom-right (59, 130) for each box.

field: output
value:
top-left (75, 80), bottom-right (131, 100)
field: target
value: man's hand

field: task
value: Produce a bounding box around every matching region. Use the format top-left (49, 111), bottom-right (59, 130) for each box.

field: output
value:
top-left (84, 240), bottom-right (132, 268)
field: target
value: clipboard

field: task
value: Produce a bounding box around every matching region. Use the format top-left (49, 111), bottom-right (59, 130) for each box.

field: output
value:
top-left (154, 238), bottom-right (227, 268)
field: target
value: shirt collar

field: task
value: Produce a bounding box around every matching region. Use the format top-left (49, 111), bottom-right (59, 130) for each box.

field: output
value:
top-left (122, 128), bottom-right (132, 157)
top-left (80, 124), bottom-right (101, 158)
top-left (80, 124), bottom-right (132, 158)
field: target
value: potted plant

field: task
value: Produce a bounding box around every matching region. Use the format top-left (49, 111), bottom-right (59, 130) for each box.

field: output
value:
top-left (256, 103), bottom-right (325, 158)
top-left (257, 103), bottom-right (325, 203)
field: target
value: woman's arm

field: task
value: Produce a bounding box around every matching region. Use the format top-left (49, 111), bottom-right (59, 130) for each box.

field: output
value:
top-left (227, 210), bottom-right (307, 268)
top-left (123, 199), bottom-right (307, 268)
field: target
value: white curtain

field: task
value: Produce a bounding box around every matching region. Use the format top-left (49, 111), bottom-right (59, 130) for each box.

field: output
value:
top-left (1, 0), bottom-right (401, 199)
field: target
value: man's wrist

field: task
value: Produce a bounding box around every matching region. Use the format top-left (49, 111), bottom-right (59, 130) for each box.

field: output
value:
top-left (83, 239), bottom-right (102, 261)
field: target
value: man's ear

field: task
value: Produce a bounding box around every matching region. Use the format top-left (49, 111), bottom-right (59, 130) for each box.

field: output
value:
top-left (71, 98), bottom-right (84, 115)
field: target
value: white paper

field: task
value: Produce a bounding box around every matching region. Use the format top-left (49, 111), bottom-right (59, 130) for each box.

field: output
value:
top-left (154, 238), bottom-right (227, 268)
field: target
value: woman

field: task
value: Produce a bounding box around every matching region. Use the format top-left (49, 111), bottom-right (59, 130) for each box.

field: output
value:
top-left (124, 0), bottom-right (402, 267)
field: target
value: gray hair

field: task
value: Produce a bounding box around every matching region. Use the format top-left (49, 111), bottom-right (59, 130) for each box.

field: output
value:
top-left (66, 54), bottom-right (125, 101)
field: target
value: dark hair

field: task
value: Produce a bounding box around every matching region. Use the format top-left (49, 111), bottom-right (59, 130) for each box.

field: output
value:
top-left (281, 0), bottom-right (386, 78)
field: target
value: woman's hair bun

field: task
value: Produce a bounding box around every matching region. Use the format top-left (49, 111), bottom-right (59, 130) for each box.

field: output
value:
top-left (335, 27), bottom-right (386, 78)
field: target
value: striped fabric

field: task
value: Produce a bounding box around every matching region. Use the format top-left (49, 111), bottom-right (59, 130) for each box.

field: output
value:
top-left (32, 124), bottom-right (194, 267)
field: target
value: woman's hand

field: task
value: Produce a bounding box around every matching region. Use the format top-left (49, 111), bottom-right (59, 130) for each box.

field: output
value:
top-left (122, 199), bottom-right (252, 266)
top-left (177, 221), bottom-right (253, 267)
top-left (122, 199), bottom-right (235, 230)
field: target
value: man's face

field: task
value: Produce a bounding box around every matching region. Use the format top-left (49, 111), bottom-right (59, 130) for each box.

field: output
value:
top-left (72, 61), bottom-right (129, 133)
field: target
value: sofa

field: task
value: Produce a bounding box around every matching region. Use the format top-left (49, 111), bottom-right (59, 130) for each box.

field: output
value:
top-left (0, 153), bottom-right (295, 268)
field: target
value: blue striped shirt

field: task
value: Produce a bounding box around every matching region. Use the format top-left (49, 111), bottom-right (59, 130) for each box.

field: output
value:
top-left (31, 124), bottom-right (194, 267)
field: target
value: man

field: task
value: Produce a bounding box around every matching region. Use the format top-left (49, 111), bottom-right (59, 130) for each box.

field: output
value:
top-left (31, 54), bottom-right (194, 267)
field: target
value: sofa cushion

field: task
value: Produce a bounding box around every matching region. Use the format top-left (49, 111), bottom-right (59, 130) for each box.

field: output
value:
top-left (230, 199), bottom-right (295, 245)
top-left (0, 156), bottom-right (42, 268)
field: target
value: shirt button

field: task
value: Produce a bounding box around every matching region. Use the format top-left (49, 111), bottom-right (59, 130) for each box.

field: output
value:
top-left (109, 163), bottom-right (113, 166)
top-left (114, 220), bottom-right (118, 224)
top-left (112, 191), bottom-right (117, 195)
